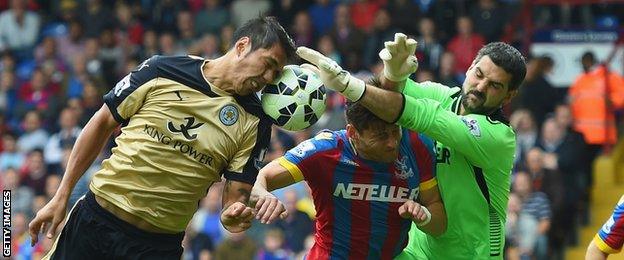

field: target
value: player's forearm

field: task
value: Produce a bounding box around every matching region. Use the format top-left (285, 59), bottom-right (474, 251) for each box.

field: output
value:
top-left (586, 241), bottom-right (608, 260)
top-left (418, 201), bottom-right (446, 237)
top-left (221, 180), bottom-right (253, 232)
top-left (56, 106), bottom-right (118, 201)
top-left (222, 180), bottom-right (253, 209)
top-left (379, 76), bottom-right (406, 92)
top-left (250, 173), bottom-right (271, 207)
top-left (357, 84), bottom-right (405, 123)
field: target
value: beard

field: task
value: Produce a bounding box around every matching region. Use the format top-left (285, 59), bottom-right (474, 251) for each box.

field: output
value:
top-left (461, 90), bottom-right (498, 115)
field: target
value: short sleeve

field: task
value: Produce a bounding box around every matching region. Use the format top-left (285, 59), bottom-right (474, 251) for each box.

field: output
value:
top-left (280, 131), bottom-right (339, 182)
top-left (104, 55), bottom-right (161, 124)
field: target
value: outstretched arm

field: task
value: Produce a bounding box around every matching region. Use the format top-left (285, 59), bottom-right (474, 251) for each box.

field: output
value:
top-left (29, 105), bottom-right (119, 246)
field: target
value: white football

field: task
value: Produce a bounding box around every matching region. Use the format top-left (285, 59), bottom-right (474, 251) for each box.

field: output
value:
top-left (261, 65), bottom-right (327, 131)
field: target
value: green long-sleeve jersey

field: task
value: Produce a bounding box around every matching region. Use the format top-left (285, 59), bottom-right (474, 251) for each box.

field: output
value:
top-left (395, 80), bottom-right (515, 259)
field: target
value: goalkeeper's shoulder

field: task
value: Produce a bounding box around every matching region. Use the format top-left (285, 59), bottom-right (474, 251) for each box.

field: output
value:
top-left (402, 79), bottom-right (461, 104)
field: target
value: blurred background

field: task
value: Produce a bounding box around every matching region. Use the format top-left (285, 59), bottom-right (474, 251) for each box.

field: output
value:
top-left (0, 0), bottom-right (623, 259)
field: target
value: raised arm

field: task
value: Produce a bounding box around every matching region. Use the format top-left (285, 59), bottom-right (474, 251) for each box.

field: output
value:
top-left (29, 105), bottom-right (119, 245)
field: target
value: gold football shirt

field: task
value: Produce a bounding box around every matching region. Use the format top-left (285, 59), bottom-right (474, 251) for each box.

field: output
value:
top-left (90, 55), bottom-right (271, 232)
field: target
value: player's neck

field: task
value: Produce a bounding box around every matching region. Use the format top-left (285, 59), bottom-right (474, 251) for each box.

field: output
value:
top-left (202, 55), bottom-right (236, 94)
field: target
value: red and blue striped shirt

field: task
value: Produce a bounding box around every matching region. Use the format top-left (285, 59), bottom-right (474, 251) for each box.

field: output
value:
top-left (278, 129), bottom-right (437, 259)
top-left (594, 195), bottom-right (624, 254)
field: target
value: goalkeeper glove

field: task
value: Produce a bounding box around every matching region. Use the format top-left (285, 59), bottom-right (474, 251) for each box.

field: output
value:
top-left (297, 46), bottom-right (366, 102)
top-left (378, 33), bottom-right (419, 82)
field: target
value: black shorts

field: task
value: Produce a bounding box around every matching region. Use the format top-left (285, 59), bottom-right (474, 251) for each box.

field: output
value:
top-left (46, 191), bottom-right (184, 260)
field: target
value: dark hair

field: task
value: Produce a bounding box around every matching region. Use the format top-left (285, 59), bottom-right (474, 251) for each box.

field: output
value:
top-left (231, 16), bottom-right (296, 62)
top-left (345, 101), bottom-right (391, 132)
top-left (581, 51), bottom-right (596, 63)
top-left (344, 77), bottom-right (394, 131)
top-left (473, 42), bottom-right (526, 91)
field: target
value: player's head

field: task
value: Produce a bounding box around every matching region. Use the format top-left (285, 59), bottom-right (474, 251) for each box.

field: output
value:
top-left (228, 16), bottom-right (296, 95)
top-left (345, 102), bottom-right (401, 163)
top-left (461, 42), bottom-right (526, 115)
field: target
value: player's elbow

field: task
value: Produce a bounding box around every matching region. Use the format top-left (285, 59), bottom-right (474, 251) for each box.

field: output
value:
top-left (430, 218), bottom-right (447, 237)
top-left (585, 241), bottom-right (608, 260)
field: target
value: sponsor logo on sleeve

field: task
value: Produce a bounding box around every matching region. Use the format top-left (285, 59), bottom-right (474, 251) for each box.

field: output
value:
top-left (461, 116), bottom-right (481, 137)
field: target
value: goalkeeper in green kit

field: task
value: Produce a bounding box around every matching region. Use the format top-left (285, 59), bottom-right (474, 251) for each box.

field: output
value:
top-left (297, 33), bottom-right (526, 259)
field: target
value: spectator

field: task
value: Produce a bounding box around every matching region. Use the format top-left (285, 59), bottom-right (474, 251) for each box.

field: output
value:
top-left (35, 36), bottom-right (67, 86)
top-left (514, 171), bottom-right (552, 260)
top-left (328, 4), bottom-right (366, 66)
top-left (66, 54), bottom-right (89, 99)
top-left (291, 11), bottom-right (315, 48)
top-left (99, 28), bottom-right (125, 86)
top-left (16, 110), bottom-right (49, 153)
top-left (568, 51), bottom-right (624, 169)
top-left (0, 0), bottom-right (40, 54)
top-left (515, 56), bottom-right (558, 128)
top-left (44, 108), bottom-right (81, 167)
top-left (176, 10), bottom-right (197, 50)
top-left (195, 0), bottom-right (229, 36)
top-left (387, 0), bottom-right (421, 35)
top-left (317, 35), bottom-right (341, 65)
top-left (150, 0), bottom-right (186, 34)
top-left (256, 228), bottom-right (292, 260)
top-left (115, 2), bottom-right (144, 47)
top-left (214, 231), bottom-right (258, 260)
top-left (139, 29), bottom-right (159, 61)
top-left (16, 68), bottom-right (59, 117)
top-left (554, 103), bottom-right (591, 228)
top-left (438, 51), bottom-right (460, 87)
top-left (19, 148), bottom-right (48, 196)
top-left (11, 213), bottom-right (34, 259)
top-left (510, 109), bottom-right (537, 168)
top-left (1, 168), bottom-right (33, 215)
top-left (0, 132), bottom-right (24, 171)
top-left (350, 0), bottom-right (381, 32)
top-left (79, 0), bottom-right (114, 38)
top-left (415, 17), bottom-right (444, 72)
top-left (505, 192), bottom-right (522, 260)
top-left (363, 8), bottom-right (398, 69)
top-left (83, 37), bottom-right (104, 79)
top-left (272, 189), bottom-right (313, 254)
top-left (55, 18), bottom-right (86, 61)
top-left (191, 33), bottom-right (222, 59)
top-left (537, 118), bottom-right (583, 257)
top-left (230, 0), bottom-right (271, 28)
top-left (308, 0), bottom-right (336, 36)
top-left (271, 0), bottom-right (312, 28)
top-left (192, 183), bottom-right (224, 246)
top-left (469, 0), bottom-right (508, 42)
top-left (428, 0), bottom-right (461, 44)
top-left (0, 72), bottom-right (17, 118)
top-left (446, 16), bottom-right (486, 79)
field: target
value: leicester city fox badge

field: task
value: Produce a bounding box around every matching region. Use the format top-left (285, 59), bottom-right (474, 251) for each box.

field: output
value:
top-left (219, 104), bottom-right (239, 126)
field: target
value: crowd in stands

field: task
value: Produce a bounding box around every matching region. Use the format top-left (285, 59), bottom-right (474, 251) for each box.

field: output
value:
top-left (0, 0), bottom-right (622, 259)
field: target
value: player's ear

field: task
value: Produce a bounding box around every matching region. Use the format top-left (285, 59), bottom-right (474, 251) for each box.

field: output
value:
top-left (503, 89), bottom-right (519, 105)
top-left (346, 124), bottom-right (358, 139)
top-left (234, 37), bottom-right (251, 58)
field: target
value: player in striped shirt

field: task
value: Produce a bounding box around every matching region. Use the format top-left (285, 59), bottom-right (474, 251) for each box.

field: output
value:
top-left (586, 195), bottom-right (624, 259)
top-left (252, 102), bottom-right (446, 259)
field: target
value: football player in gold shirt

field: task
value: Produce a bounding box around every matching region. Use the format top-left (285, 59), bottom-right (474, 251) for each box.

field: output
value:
top-left (28, 16), bottom-right (296, 259)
